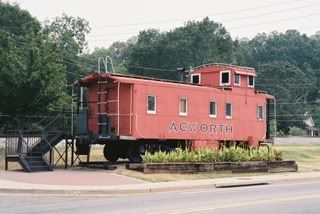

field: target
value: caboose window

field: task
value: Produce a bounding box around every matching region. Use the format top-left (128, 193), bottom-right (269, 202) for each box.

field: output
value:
top-left (179, 98), bottom-right (187, 116)
top-left (209, 101), bottom-right (217, 118)
top-left (257, 106), bottom-right (264, 120)
top-left (225, 103), bottom-right (232, 119)
top-left (248, 76), bottom-right (255, 87)
top-left (191, 74), bottom-right (200, 84)
top-left (234, 74), bottom-right (240, 86)
top-left (220, 70), bottom-right (230, 86)
top-left (147, 95), bottom-right (156, 114)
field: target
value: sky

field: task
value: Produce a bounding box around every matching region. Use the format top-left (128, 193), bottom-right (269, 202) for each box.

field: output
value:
top-left (6, 0), bottom-right (320, 51)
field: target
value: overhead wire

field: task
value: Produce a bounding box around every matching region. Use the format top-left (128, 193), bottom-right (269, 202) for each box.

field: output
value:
top-left (91, 0), bottom-right (309, 28)
top-left (229, 12), bottom-right (320, 30)
top-left (87, 1), bottom-right (320, 39)
top-left (6, 37), bottom-right (320, 85)
top-left (0, 0), bottom-right (307, 31)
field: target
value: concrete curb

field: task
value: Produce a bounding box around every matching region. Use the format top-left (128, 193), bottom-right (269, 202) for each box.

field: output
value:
top-left (214, 180), bottom-right (270, 188)
top-left (1, 172), bottom-right (320, 195)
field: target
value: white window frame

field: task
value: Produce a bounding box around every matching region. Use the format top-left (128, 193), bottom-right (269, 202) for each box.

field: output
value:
top-left (234, 73), bottom-right (241, 86)
top-left (190, 73), bottom-right (201, 84)
top-left (209, 100), bottom-right (217, 118)
top-left (248, 76), bottom-right (255, 88)
top-left (220, 70), bottom-right (231, 86)
top-left (225, 102), bottom-right (232, 119)
top-left (147, 95), bottom-right (156, 114)
top-left (257, 105), bottom-right (264, 120)
top-left (179, 98), bottom-right (188, 116)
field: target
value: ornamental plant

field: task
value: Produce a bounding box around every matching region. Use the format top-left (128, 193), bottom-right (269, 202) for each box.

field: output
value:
top-left (143, 147), bottom-right (282, 163)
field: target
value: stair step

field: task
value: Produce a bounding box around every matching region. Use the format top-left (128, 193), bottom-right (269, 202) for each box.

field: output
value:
top-left (29, 166), bottom-right (52, 172)
top-left (27, 161), bottom-right (48, 167)
top-left (24, 157), bottom-right (43, 161)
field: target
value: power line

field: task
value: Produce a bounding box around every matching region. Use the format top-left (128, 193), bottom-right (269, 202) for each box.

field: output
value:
top-left (0, 0), bottom-right (312, 34)
top-left (88, 1), bottom-right (320, 38)
top-left (220, 2), bottom-right (320, 23)
top-left (8, 38), bottom-right (320, 85)
top-left (128, 65), bottom-right (175, 72)
top-left (86, 11), bottom-right (320, 43)
top-left (91, 0), bottom-right (308, 28)
top-left (229, 12), bottom-right (320, 30)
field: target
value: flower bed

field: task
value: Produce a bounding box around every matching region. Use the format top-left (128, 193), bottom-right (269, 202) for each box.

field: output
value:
top-left (143, 147), bottom-right (283, 163)
top-left (126, 147), bottom-right (298, 174)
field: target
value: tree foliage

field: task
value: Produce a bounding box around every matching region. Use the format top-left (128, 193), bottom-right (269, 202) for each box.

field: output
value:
top-left (0, 2), bottom-right (41, 36)
top-left (43, 14), bottom-right (91, 83)
top-left (0, 3), bottom-right (67, 129)
top-left (127, 18), bottom-right (233, 79)
top-left (256, 61), bottom-right (317, 132)
top-left (239, 30), bottom-right (320, 132)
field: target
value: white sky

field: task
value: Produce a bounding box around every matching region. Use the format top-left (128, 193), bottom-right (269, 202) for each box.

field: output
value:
top-left (6, 0), bottom-right (320, 51)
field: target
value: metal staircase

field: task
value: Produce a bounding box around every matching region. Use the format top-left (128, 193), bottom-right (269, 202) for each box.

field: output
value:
top-left (5, 114), bottom-right (67, 172)
top-left (18, 153), bottom-right (53, 172)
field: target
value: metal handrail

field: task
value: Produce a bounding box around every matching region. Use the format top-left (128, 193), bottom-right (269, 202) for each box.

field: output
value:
top-left (42, 114), bottom-right (62, 130)
top-left (192, 63), bottom-right (255, 72)
top-left (4, 113), bottom-right (66, 157)
top-left (97, 56), bottom-right (115, 74)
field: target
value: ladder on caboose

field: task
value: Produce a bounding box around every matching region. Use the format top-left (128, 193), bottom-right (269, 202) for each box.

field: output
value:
top-left (97, 75), bottom-right (109, 136)
top-left (97, 56), bottom-right (116, 137)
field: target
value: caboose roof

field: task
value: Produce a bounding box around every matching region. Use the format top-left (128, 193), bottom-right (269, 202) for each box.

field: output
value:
top-left (192, 63), bottom-right (256, 76)
top-left (75, 71), bottom-right (273, 99)
top-left (76, 72), bottom-right (220, 90)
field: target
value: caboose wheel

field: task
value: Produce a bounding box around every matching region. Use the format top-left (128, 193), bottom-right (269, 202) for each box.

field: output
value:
top-left (128, 145), bottom-right (143, 163)
top-left (103, 144), bottom-right (119, 162)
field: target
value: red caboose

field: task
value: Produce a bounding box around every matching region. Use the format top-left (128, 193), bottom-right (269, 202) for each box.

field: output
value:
top-left (74, 63), bottom-right (274, 162)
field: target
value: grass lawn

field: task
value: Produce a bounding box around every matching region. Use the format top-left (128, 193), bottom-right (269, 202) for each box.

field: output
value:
top-left (274, 144), bottom-right (320, 172)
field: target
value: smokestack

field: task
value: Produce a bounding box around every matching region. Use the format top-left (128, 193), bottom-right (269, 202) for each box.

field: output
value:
top-left (177, 67), bottom-right (186, 82)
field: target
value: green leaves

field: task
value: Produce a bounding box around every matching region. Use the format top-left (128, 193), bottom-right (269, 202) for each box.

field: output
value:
top-left (0, 3), bottom-right (68, 129)
top-left (127, 18), bottom-right (233, 79)
top-left (43, 14), bottom-right (91, 84)
top-left (143, 147), bottom-right (282, 163)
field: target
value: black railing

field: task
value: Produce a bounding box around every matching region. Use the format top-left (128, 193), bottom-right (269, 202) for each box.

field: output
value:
top-left (5, 130), bottom-right (41, 156)
top-left (4, 112), bottom-right (72, 157)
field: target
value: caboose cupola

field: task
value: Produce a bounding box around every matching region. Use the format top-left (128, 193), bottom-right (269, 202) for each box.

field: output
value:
top-left (189, 63), bottom-right (256, 91)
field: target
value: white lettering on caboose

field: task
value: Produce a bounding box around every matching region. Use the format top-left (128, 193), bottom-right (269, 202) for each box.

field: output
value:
top-left (169, 122), bottom-right (233, 134)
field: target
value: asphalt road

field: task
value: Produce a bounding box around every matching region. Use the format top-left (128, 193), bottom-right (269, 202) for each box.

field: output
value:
top-left (0, 181), bottom-right (320, 214)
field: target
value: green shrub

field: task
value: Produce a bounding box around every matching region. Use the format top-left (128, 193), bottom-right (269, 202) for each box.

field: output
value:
top-left (143, 147), bottom-right (282, 163)
top-left (289, 126), bottom-right (305, 136)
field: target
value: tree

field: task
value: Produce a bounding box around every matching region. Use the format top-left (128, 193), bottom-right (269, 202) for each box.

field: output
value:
top-left (128, 18), bottom-right (234, 79)
top-left (0, 3), bottom-right (67, 130)
top-left (240, 30), bottom-right (317, 68)
top-left (0, 2), bottom-right (41, 36)
top-left (256, 61), bottom-right (317, 133)
top-left (44, 14), bottom-right (91, 83)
